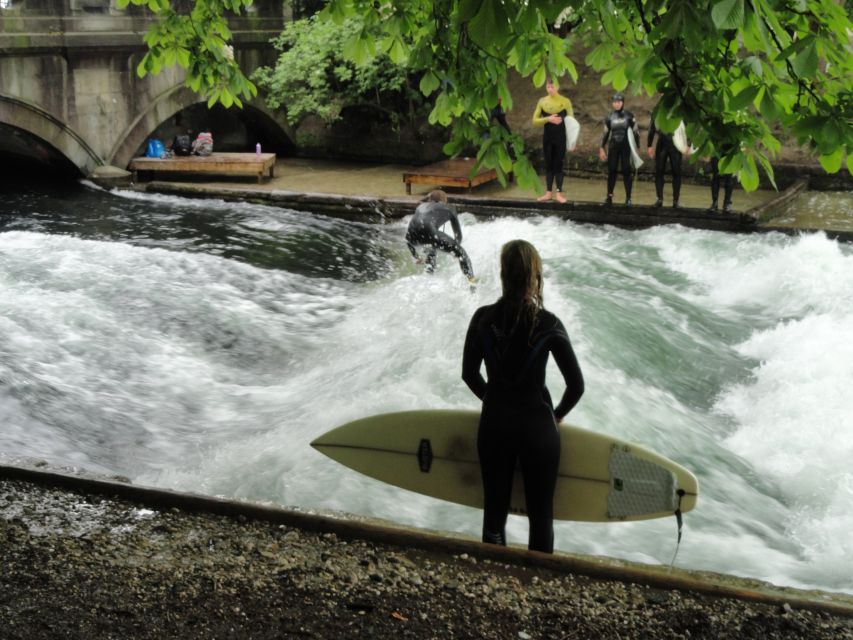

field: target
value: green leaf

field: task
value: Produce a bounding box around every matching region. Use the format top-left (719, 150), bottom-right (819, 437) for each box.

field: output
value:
top-left (563, 57), bottom-right (578, 85)
top-left (533, 64), bottom-right (546, 88)
top-left (176, 47), bottom-right (191, 68)
top-left (792, 42), bottom-right (818, 78)
top-left (458, 0), bottom-right (483, 23)
top-left (740, 154), bottom-right (759, 191)
top-left (220, 89), bottom-right (234, 108)
top-left (847, 153), bottom-right (853, 176)
top-left (468, 0), bottom-right (509, 48)
top-left (711, 0), bottom-right (744, 30)
top-left (342, 34), bottom-right (372, 66)
top-left (730, 85), bottom-right (760, 110)
top-left (819, 147), bottom-right (844, 173)
top-left (419, 71), bottom-right (440, 96)
top-left (136, 57), bottom-right (149, 78)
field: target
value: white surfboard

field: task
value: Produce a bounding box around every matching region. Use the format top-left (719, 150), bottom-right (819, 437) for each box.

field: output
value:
top-left (564, 116), bottom-right (580, 152)
top-left (673, 122), bottom-right (689, 154)
top-left (311, 410), bottom-right (698, 523)
top-left (628, 128), bottom-right (643, 170)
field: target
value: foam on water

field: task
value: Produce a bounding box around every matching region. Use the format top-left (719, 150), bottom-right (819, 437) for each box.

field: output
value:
top-left (2, 189), bottom-right (852, 594)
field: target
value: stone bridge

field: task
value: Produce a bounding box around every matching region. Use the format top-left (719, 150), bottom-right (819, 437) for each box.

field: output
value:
top-left (0, 0), bottom-right (294, 177)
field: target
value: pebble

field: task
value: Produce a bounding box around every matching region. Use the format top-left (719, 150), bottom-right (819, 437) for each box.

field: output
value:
top-left (0, 478), bottom-right (851, 640)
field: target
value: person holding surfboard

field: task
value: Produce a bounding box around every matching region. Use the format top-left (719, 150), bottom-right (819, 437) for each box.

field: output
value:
top-left (598, 93), bottom-right (640, 206)
top-left (532, 80), bottom-right (574, 204)
top-left (406, 189), bottom-right (476, 282)
top-left (462, 240), bottom-right (584, 553)
top-left (647, 119), bottom-right (690, 208)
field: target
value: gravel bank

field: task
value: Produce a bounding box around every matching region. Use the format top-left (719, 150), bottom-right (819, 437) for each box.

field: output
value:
top-left (1, 470), bottom-right (852, 639)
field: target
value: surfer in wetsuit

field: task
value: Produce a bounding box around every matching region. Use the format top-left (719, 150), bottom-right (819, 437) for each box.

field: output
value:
top-left (647, 118), bottom-right (688, 208)
top-left (598, 93), bottom-right (640, 205)
top-left (532, 80), bottom-right (574, 204)
top-left (708, 157), bottom-right (734, 212)
top-left (406, 189), bottom-right (476, 282)
top-left (462, 240), bottom-right (584, 553)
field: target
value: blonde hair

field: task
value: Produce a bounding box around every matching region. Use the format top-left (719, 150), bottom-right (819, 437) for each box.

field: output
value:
top-left (500, 240), bottom-right (544, 333)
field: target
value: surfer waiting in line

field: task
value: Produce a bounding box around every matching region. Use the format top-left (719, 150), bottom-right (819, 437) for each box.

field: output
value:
top-left (532, 79), bottom-right (574, 204)
top-left (462, 240), bottom-right (584, 553)
top-left (598, 93), bottom-right (640, 206)
top-left (647, 118), bottom-right (689, 208)
top-left (405, 189), bottom-right (476, 283)
top-left (707, 156), bottom-right (735, 212)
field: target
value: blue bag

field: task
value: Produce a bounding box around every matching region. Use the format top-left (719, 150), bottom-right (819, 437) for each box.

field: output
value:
top-left (146, 139), bottom-right (165, 158)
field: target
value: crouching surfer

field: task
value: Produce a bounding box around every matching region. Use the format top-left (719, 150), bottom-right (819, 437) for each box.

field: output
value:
top-left (406, 190), bottom-right (476, 283)
top-left (462, 240), bottom-right (584, 553)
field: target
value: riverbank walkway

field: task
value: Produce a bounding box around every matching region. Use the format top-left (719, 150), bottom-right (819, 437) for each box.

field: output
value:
top-left (130, 157), bottom-right (853, 240)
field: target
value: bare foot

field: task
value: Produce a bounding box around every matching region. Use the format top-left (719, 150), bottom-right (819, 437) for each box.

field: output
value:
top-left (555, 192), bottom-right (567, 204)
top-left (537, 191), bottom-right (552, 202)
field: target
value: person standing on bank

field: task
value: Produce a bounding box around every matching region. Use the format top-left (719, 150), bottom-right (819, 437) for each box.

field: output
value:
top-left (708, 157), bottom-right (734, 212)
top-left (647, 120), bottom-right (689, 208)
top-left (598, 93), bottom-right (640, 205)
top-left (462, 240), bottom-right (584, 553)
top-left (406, 189), bottom-right (476, 282)
top-left (532, 80), bottom-right (574, 204)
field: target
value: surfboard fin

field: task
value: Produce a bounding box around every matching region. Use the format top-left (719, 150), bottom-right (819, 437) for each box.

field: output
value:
top-left (668, 489), bottom-right (686, 572)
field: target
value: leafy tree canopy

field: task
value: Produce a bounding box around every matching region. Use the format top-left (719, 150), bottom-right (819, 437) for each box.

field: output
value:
top-left (251, 15), bottom-right (417, 129)
top-left (125, 0), bottom-right (852, 191)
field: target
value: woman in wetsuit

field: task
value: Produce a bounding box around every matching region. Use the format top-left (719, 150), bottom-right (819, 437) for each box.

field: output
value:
top-left (462, 240), bottom-right (584, 553)
top-left (598, 93), bottom-right (639, 205)
top-left (532, 80), bottom-right (574, 204)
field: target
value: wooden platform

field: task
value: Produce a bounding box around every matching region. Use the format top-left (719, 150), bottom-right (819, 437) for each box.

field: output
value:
top-left (130, 152), bottom-right (276, 183)
top-left (403, 158), bottom-right (497, 194)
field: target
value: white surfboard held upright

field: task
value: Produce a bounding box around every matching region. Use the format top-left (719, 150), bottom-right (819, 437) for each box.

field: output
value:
top-left (311, 410), bottom-right (699, 523)
top-left (564, 116), bottom-right (581, 152)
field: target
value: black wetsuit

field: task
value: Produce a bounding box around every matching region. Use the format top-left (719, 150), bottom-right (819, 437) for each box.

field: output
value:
top-left (406, 202), bottom-right (474, 278)
top-left (542, 113), bottom-right (568, 193)
top-left (489, 106), bottom-right (511, 133)
top-left (709, 157), bottom-right (734, 210)
top-left (601, 109), bottom-right (638, 201)
top-left (462, 301), bottom-right (584, 553)
top-left (647, 122), bottom-right (683, 204)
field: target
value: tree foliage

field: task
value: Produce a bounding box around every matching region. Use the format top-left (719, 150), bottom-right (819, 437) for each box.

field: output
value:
top-left (116, 0), bottom-right (257, 109)
top-left (127, 0), bottom-right (852, 191)
top-left (251, 15), bottom-right (420, 129)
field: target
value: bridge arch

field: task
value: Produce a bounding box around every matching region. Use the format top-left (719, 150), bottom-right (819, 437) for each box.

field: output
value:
top-left (0, 94), bottom-right (104, 176)
top-left (110, 84), bottom-right (296, 169)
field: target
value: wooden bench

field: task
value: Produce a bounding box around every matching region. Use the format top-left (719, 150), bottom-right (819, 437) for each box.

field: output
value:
top-left (130, 152), bottom-right (276, 183)
top-left (403, 157), bottom-right (498, 194)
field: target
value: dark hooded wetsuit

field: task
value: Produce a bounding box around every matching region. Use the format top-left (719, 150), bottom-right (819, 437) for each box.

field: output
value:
top-left (601, 109), bottom-right (639, 201)
top-left (648, 122), bottom-right (683, 204)
top-left (462, 301), bottom-right (584, 553)
top-left (406, 201), bottom-right (474, 278)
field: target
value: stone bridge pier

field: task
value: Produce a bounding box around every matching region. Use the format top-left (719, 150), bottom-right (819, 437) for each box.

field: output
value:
top-left (0, 0), bottom-right (293, 177)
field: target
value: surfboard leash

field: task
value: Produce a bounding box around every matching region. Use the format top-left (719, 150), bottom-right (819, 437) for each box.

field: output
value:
top-left (668, 489), bottom-right (686, 572)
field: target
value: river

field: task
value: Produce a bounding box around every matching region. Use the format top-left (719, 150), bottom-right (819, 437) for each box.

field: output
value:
top-left (1, 178), bottom-right (851, 595)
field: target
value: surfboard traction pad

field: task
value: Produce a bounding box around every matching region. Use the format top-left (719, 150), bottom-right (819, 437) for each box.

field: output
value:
top-left (607, 445), bottom-right (678, 519)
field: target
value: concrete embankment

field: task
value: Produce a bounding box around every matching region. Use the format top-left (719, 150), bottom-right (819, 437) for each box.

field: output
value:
top-left (121, 160), bottom-right (852, 240)
top-left (137, 181), bottom-right (760, 233)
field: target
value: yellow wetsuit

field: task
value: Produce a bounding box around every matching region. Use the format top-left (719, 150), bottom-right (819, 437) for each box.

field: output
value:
top-left (532, 94), bottom-right (573, 192)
